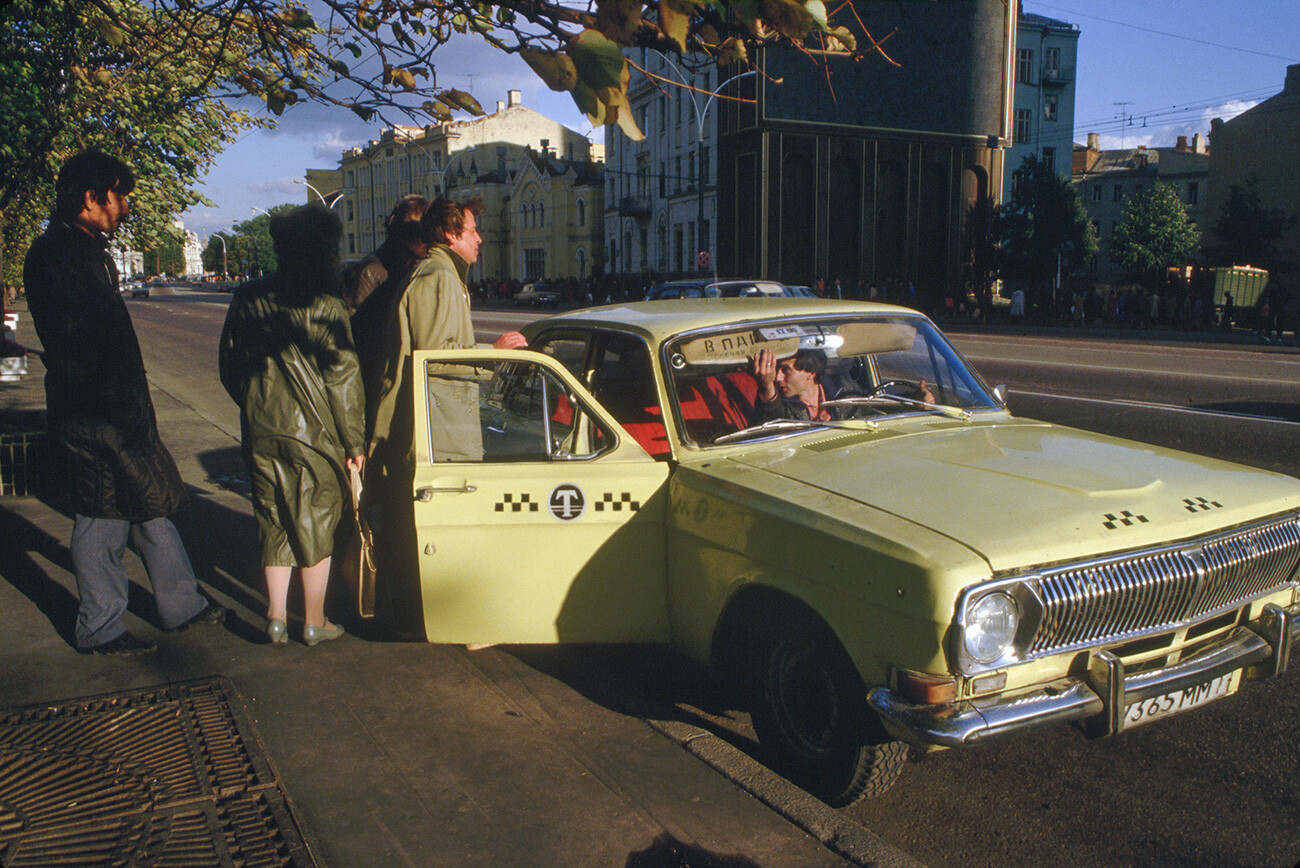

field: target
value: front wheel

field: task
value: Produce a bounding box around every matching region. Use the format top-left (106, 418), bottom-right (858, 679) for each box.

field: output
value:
top-left (749, 627), bottom-right (906, 805)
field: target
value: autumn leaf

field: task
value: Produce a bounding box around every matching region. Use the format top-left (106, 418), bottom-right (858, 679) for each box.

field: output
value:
top-left (437, 89), bottom-right (485, 115)
top-left (718, 37), bottom-right (747, 65)
top-left (759, 0), bottom-right (813, 40)
top-left (594, 0), bottom-right (641, 44)
top-left (658, 0), bottom-right (690, 53)
top-left (520, 48), bottom-right (579, 92)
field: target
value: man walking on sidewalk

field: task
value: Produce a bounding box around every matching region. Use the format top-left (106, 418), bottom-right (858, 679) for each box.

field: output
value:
top-left (23, 149), bottom-right (225, 655)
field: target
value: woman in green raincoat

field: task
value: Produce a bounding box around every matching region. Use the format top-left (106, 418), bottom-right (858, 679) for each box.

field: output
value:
top-left (219, 205), bottom-right (365, 646)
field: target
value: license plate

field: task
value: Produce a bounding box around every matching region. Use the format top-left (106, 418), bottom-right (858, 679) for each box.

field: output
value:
top-left (1123, 669), bottom-right (1242, 730)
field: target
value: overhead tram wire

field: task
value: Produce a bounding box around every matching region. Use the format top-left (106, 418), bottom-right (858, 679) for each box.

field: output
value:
top-left (1028, 2), bottom-right (1300, 64)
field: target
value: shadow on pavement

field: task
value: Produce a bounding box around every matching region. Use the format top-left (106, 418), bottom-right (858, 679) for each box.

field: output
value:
top-left (507, 643), bottom-right (767, 762)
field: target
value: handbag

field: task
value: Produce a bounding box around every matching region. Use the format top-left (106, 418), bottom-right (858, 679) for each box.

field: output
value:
top-left (338, 464), bottom-right (377, 618)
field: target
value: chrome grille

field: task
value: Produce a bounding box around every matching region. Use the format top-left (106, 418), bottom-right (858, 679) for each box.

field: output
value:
top-left (1028, 515), bottom-right (1300, 656)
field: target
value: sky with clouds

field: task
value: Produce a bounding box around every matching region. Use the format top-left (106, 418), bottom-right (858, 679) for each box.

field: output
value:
top-left (183, 0), bottom-right (1300, 239)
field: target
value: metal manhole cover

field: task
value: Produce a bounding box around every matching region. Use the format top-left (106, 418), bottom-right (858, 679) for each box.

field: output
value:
top-left (0, 676), bottom-right (315, 867)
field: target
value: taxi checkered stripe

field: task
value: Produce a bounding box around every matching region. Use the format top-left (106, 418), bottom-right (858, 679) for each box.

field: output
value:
top-left (1183, 496), bottom-right (1223, 513)
top-left (495, 493), bottom-right (539, 513)
top-left (595, 492), bottom-right (640, 512)
top-left (1102, 510), bottom-right (1148, 530)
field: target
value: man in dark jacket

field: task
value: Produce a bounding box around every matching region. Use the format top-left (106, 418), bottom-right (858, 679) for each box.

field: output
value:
top-left (24, 149), bottom-right (225, 655)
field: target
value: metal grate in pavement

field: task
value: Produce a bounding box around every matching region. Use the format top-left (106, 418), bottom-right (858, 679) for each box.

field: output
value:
top-left (0, 676), bottom-right (315, 867)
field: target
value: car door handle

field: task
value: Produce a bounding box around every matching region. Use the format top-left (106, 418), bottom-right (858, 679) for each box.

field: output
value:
top-left (416, 481), bottom-right (477, 500)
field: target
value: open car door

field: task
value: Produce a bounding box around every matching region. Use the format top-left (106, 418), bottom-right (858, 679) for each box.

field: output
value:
top-left (410, 349), bottom-right (671, 645)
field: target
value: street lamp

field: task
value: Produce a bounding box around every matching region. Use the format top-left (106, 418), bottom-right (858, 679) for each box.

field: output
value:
top-left (295, 178), bottom-right (348, 207)
top-left (645, 53), bottom-right (757, 278)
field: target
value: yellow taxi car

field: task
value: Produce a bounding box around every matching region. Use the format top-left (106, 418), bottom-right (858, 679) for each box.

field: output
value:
top-left (407, 299), bottom-right (1300, 805)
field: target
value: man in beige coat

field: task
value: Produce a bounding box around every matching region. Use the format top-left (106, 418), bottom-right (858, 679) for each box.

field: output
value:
top-left (366, 196), bottom-right (523, 636)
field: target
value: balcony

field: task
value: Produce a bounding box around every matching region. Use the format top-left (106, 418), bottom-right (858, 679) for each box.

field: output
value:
top-left (1041, 66), bottom-right (1073, 87)
top-left (618, 196), bottom-right (653, 217)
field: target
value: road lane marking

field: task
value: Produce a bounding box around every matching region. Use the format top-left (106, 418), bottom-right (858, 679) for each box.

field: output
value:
top-left (963, 353), bottom-right (1298, 386)
top-left (1011, 389), bottom-right (1300, 427)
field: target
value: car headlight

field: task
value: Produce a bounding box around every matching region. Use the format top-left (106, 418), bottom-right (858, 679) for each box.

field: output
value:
top-left (964, 592), bottom-right (1019, 664)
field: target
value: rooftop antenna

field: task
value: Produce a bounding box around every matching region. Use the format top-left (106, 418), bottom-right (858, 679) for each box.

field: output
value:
top-left (1113, 101), bottom-right (1133, 148)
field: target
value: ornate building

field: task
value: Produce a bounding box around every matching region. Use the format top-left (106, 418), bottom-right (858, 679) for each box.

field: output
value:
top-left (330, 92), bottom-right (594, 262)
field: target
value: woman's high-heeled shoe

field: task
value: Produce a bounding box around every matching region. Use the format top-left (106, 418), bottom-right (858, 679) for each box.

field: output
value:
top-left (267, 618), bottom-right (288, 646)
top-left (302, 621), bottom-right (344, 647)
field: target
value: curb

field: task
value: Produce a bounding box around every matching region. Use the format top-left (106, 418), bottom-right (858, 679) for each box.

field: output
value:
top-left (647, 719), bottom-right (924, 868)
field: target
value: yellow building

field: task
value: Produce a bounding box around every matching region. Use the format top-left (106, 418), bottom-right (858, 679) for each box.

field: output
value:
top-left (507, 150), bottom-right (604, 283)
top-left (329, 91), bottom-right (596, 272)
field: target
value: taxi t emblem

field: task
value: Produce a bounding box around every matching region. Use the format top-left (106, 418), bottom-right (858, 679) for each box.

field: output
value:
top-left (550, 484), bottom-right (585, 521)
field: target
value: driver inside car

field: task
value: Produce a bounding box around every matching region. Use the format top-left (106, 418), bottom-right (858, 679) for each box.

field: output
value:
top-left (748, 347), bottom-right (935, 423)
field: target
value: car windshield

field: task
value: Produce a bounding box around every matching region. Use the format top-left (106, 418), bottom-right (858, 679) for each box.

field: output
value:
top-left (661, 313), bottom-right (1000, 446)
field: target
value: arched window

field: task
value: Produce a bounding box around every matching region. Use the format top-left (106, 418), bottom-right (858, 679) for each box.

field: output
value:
top-left (539, 203), bottom-right (545, 226)
top-left (577, 199), bottom-right (586, 226)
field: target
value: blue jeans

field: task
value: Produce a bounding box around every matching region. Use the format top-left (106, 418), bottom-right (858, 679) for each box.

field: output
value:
top-left (70, 515), bottom-right (208, 648)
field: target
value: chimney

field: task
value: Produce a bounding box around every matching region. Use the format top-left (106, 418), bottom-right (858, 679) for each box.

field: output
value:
top-left (1176, 135), bottom-right (1188, 151)
top-left (1192, 133), bottom-right (1206, 154)
top-left (1087, 132), bottom-right (1100, 151)
top-left (497, 101), bottom-right (505, 113)
top-left (1287, 63), bottom-right (1300, 93)
top-left (540, 138), bottom-right (550, 156)
top-left (508, 90), bottom-right (522, 107)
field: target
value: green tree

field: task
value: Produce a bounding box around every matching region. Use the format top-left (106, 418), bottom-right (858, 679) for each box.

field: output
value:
top-left (4, 0), bottom-right (887, 285)
top-left (0, 0), bottom-right (263, 283)
top-left (994, 156), bottom-right (1097, 313)
top-left (1204, 179), bottom-right (1296, 272)
top-left (1110, 182), bottom-right (1199, 285)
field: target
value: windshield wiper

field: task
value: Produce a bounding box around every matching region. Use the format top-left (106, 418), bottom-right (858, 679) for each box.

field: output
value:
top-left (823, 395), bottom-right (971, 421)
top-left (712, 417), bottom-right (875, 445)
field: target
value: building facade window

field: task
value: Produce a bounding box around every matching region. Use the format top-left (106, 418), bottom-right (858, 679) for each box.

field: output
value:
top-left (1092, 185), bottom-right (1102, 202)
top-left (1043, 94), bottom-right (1058, 121)
top-left (1014, 109), bottom-right (1032, 144)
top-left (577, 199), bottom-right (586, 227)
top-left (1187, 182), bottom-right (1199, 204)
top-left (1041, 147), bottom-right (1055, 174)
top-left (524, 248), bottom-right (545, 280)
top-left (1113, 185), bottom-right (1123, 203)
top-left (1044, 47), bottom-right (1060, 78)
top-left (1016, 48), bottom-right (1033, 84)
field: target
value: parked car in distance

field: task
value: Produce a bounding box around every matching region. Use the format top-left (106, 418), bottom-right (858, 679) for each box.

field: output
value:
top-left (122, 280), bottom-right (149, 298)
top-left (0, 312), bottom-right (26, 382)
top-left (645, 279), bottom-right (793, 300)
top-left (396, 298), bottom-right (1300, 806)
top-left (513, 281), bottom-right (561, 308)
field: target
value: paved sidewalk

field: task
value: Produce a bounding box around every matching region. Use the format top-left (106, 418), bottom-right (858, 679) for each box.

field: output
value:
top-left (0, 296), bottom-right (917, 867)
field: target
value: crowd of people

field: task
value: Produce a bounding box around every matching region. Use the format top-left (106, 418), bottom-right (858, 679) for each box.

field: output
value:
top-left (24, 149), bottom-right (523, 654)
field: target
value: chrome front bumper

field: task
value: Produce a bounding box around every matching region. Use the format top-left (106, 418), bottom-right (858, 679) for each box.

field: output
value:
top-left (868, 602), bottom-right (1298, 748)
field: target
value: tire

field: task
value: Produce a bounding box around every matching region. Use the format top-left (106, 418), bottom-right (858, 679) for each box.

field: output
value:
top-left (749, 623), bottom-right (906, 805)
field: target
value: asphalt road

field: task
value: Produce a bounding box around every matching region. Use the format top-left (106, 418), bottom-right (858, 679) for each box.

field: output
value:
top-left (134, 290), bottom-right (1300, 867)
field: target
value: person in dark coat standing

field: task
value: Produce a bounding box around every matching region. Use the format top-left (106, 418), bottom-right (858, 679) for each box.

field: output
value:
top-left (342, 195), bottom-right (428, 423)
top-left (23, 149), bottom-right (226, 655)
top-left (219, 204), bottom-right (365, 646)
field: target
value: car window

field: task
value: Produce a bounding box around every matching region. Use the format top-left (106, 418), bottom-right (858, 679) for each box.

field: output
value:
top-left (663, 314), bottom-right (1000, 445)
top-left (532, 335), bottom-right (589, 381)
top-left (588, 333), bottom-right (671, 459)
top-left (427, 359), bottom-right (612, 461)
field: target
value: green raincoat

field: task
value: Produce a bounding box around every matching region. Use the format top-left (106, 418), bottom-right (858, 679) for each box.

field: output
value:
top-left (219, 275), bottom-right (365, 567)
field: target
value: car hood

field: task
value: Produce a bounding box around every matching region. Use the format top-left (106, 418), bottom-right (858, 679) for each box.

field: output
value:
top-left (724, 418), bottom-right (1300, 572)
